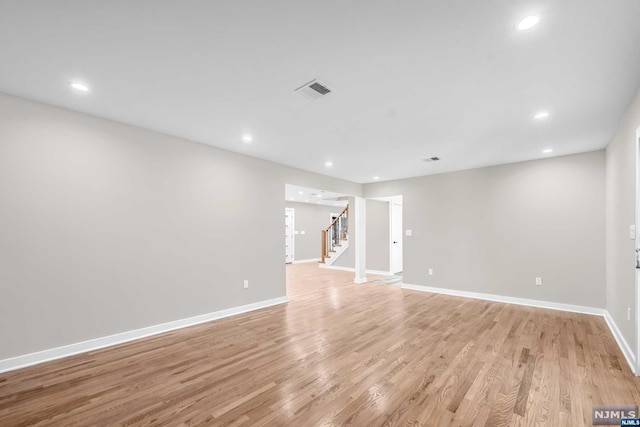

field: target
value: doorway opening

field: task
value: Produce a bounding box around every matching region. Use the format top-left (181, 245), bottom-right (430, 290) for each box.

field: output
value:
top-left (367, 195), bottom-right (403, 277)
top-left (284, 184), bottom-right (350, 266)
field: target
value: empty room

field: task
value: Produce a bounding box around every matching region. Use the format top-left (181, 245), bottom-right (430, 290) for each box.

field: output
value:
top-left (2, 1), bottom-right (640, 426)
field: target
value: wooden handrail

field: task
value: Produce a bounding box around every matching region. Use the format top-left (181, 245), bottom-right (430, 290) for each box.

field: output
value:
top-left (323, 205), bottom-right (348, 233)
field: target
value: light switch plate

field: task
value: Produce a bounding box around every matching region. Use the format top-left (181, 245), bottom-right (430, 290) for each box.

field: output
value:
top-left (405, 229), bottom-right (413, 237)
top-left (630, 225), bottom-right (636, 240)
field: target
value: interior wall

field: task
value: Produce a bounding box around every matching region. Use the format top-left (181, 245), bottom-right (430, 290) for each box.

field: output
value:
top-left (284, 201), bottom-right (338, 261)
top-left (366, 199), bottom-right (390, 272)
top-left (606, 87), bottom-right (640, 357)
top-left (0, 92), bottom-right (362, 360)
top-left (364, 150), bottom-right (606, 309)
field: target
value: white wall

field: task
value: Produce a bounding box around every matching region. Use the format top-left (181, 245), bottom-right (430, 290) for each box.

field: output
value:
top-left (606, 87), bottom-right (640, 357)
top-left (365, 151), bottom-right (606, 309)
top-left (0, 92), bottom-right (361, 360)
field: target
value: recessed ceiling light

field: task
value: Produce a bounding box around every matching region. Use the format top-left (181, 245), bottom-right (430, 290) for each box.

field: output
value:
top-left (241, 134), bottom-right (253, 143)
top-left (543, 148), bottom-right (553, 154)
top-left (298, 191), bottom-right (304, 195)
top-left (373, 176), bottom-right (380, 180)
top-left (534, 111), bottom-right (549, 119)
top-left (517, 15), bottom-right (540, 31)
top-left (305, 199), bottom-right (309, 202)
top-left (69, 82), bottom-right (89, 92)
top-left (325, 161), bottom-right (333, 167)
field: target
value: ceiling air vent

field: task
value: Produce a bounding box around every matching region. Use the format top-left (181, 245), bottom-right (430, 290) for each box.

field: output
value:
top-left (295, 79), bottom-right (332, 100)
top-left (422, 157), bottom-right (440, 163)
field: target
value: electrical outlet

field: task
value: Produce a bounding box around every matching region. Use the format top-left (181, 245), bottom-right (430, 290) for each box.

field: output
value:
top-left (535, 277), bottom-right (542, 286)
top-left (628, 307), bottom-right (632, 321)
top-left (243, 280), bottom-right (249, 289)
top-left (428, 268), bottom-right (433, 276)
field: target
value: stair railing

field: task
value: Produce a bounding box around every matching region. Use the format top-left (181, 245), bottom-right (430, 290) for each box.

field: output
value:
top-left (320, 205), bottom-right (349, 263)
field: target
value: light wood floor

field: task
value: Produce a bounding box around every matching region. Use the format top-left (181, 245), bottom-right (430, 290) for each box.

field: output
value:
top-left (1, 263), bottom-right (639, 426)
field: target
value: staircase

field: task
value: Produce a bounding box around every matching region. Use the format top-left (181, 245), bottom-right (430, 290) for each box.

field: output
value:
top-left (319, 205), bottom-right (348, 266)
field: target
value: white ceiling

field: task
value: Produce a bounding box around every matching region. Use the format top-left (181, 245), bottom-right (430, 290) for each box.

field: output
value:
top-left (285, 184), bottom-right (348, 207)
top-left (1, 1), bottom-right (639, 183)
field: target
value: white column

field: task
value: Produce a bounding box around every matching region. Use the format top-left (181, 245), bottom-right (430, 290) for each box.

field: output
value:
top-left (354, 196), bottom-right (367, 283)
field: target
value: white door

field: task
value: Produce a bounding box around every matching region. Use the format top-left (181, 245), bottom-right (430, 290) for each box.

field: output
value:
top-left (285, 208), bottom-right (295, 263)
top-left (390, 203), bottom-right (403, 273)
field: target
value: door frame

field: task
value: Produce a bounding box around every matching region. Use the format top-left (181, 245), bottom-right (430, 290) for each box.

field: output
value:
top-left (285, 207), bottom-right (295, 263)
top-left (636, 126), bottom-right (640, 374)
top-left (368, 195), bottom-right (403, 275)
top-left (389, 199), bottom-right (403, 274)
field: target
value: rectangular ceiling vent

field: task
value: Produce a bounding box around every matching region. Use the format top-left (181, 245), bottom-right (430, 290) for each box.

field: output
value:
top-left (422, 157), bottom-right (440, 163)
top-left (295, 79), bottom-right (332, 100)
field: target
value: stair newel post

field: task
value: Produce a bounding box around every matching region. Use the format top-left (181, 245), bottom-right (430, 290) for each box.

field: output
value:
top-left (321, 230), bottom-right (326, 263)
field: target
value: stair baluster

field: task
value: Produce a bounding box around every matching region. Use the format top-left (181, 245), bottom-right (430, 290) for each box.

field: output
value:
top-left (320, 205), bottom-right (348, 264)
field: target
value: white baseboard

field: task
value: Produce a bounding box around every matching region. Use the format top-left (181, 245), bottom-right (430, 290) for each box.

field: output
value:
top-left (400, 283), bottom-right (604, 316)
top-left (4, 282), bottom-right (637, 378)
top-left (291, 258), bottom-right (321, 264)
top-left (401, 282), bottom-right (638, 375)
top-left (319, 264), bottom-right (354, 272)
top-left (366, 269), bottom-right (393, 276)
top-left (0, 296), bottom-right (289, 374)
top-left (319, 265), bottom-right (393, 277)
top-left (603, 311), bottom-right (637, 374)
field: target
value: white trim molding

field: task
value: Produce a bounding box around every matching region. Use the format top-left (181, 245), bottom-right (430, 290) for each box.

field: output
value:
top-left (401, 282), bottom-right (637, 374)
top-left (604, 311), bottom-right (637, 375)
top-left (318, 264), bottom-right (354, 272)
top-left (366, 269), bottom-right (394, 276)
top-left (291, 258), bottom-right (321, 264)
top-left (400, 283), bottom-right (604, 315)
top-left (635, 125), bottom-right (640, 375)
top-left (0, 296), bottom-right (289, 374)
top-left (319, 265), bottom-right (393, 277)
